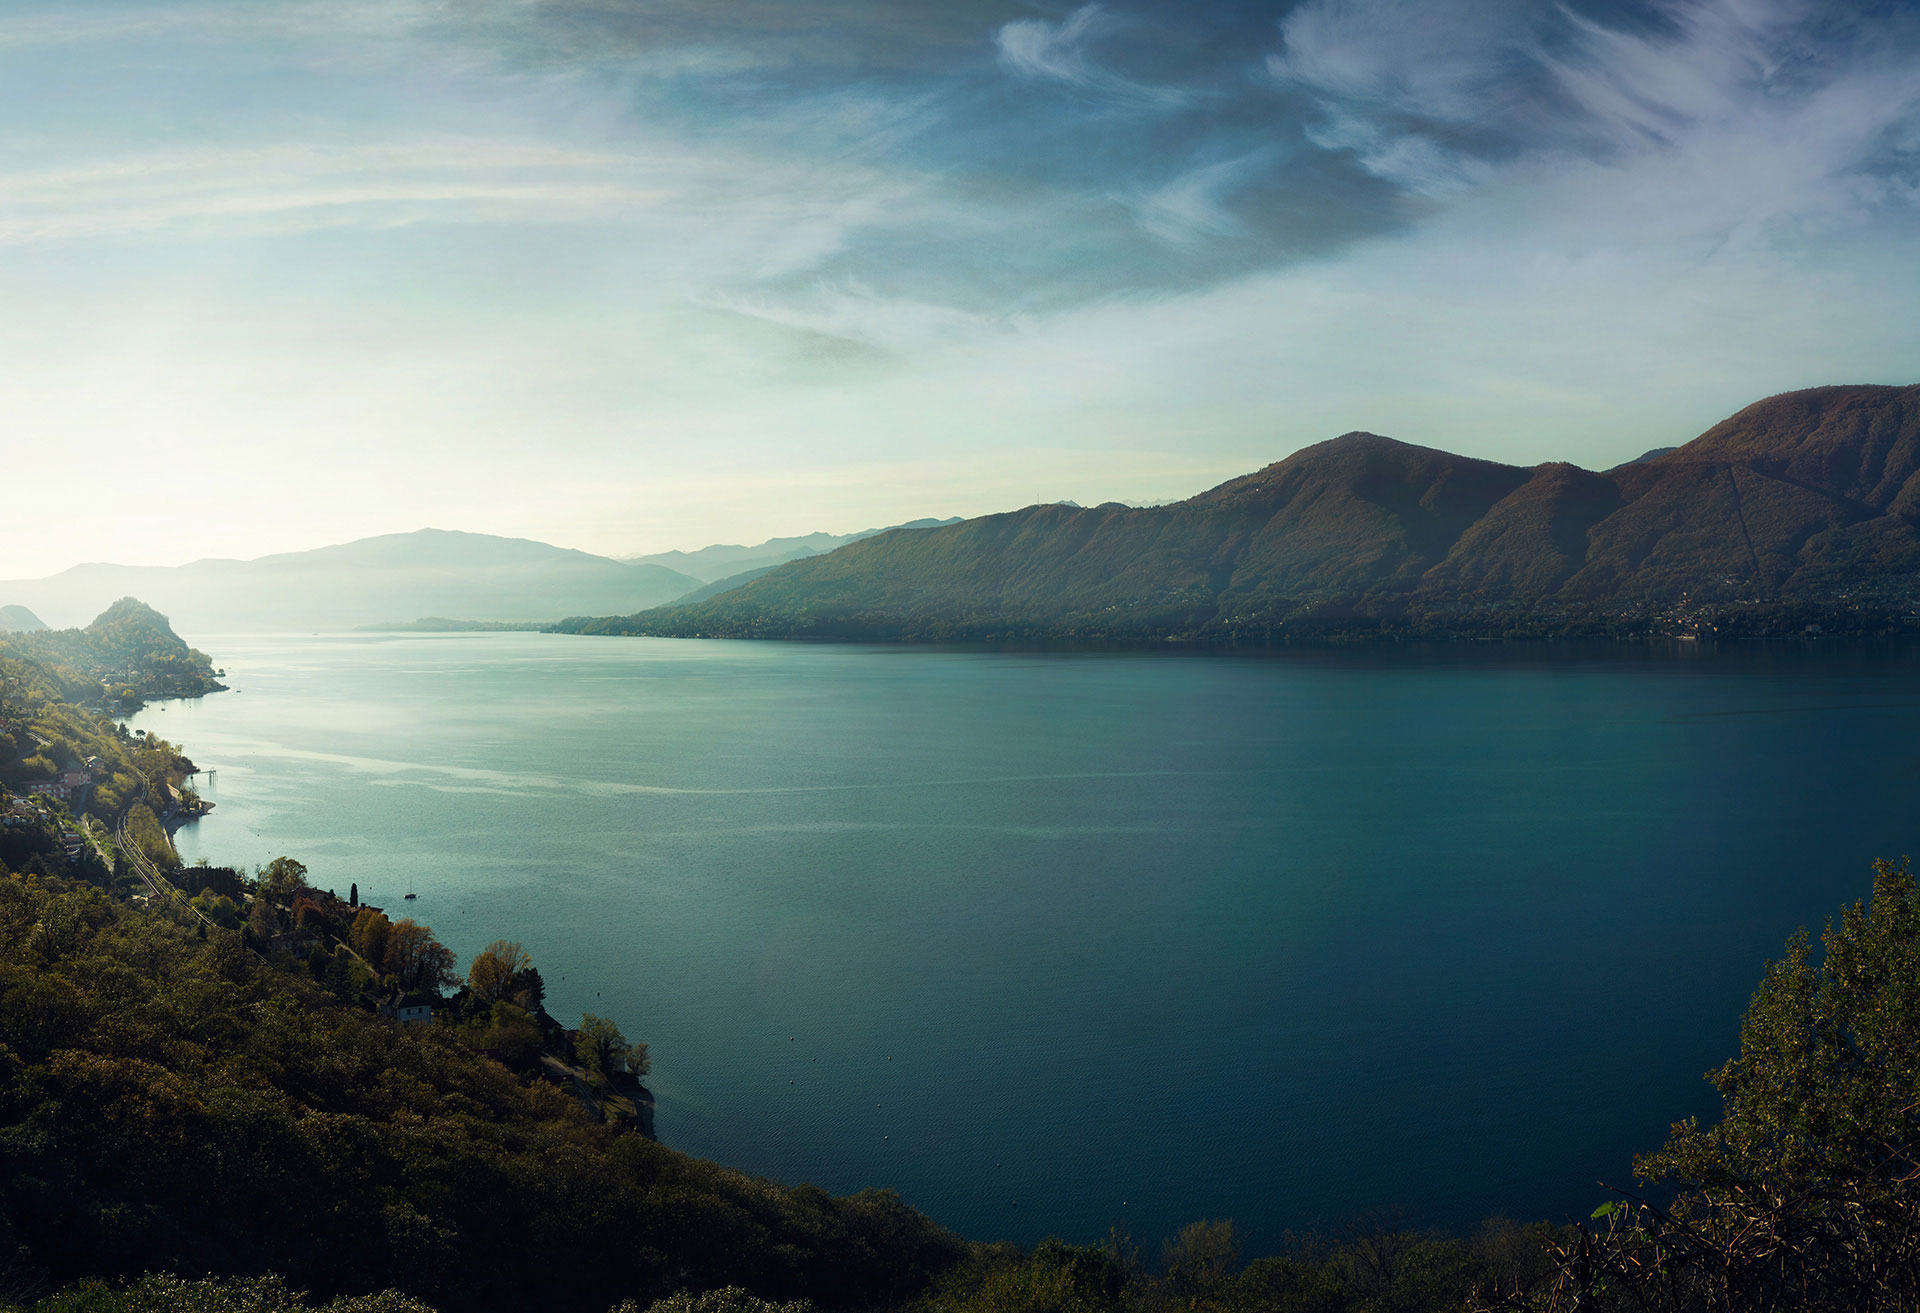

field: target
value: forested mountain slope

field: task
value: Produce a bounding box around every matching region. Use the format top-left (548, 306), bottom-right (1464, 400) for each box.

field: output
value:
top-left (4, 598), bottom-right (224, 705)
top-left (625, 519), bottom-right (962, 582)
top-left (561, 386), bottom-right (1920, 641)
top-left (0, 876), bottom-right (962, 1313)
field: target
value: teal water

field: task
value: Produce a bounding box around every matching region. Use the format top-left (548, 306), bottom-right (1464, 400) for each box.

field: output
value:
top-left (134, 635), bottom-right (1920, 1252)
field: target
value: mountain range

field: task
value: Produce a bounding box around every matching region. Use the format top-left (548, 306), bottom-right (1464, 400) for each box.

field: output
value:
top-left (0, 531), bottom-right (702, 634)
top-left (556, 384), bottom-right (1920, 641)
top-left (11, 387), bottom-right (1916, 641)
top-left (0, 520), bottom-right (970, 636)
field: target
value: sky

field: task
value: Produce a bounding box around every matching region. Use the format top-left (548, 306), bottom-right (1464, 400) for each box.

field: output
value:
top-left (5, 0), bottom-right (1920, 575)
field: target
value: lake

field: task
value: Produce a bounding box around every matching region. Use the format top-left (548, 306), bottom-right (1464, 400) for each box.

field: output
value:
top-left (131, 633), bottom-right (1920, 1254)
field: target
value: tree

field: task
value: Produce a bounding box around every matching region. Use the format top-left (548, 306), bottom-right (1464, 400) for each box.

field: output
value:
top-left (291, 896), bottom-right (328, 934)
top-left (323, 947), bottom-right (361, 1003)
top-left (258, 856), bottom-right (309, 904)
top-left (1541, 858), bottom-right (1920, 1310)
top-left (384, 918), bottom-right (455, 994)
top-left (1162, 1219), bottom-right (1239, 1300)
top-left (509, 966), bottom-right (545, 1012)
top-left (190, 891), bottom-right (241, 930)
top-left (616, 1289), bottom-right (814, 1313)
top-left (467, 1002), bottom-right (544, 1068)
top-left (466, 940), bottom-right (532, 1006)
top-left (349, 881), bottom-right (358, 908)
top-left (576, 1013), bottom-right (648, 1083)
top-left (350, 908), bottom-right (391, 969)
top-left (247, 893), bottom-right (280, 945)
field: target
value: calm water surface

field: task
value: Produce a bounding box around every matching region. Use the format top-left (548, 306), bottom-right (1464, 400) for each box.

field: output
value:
top-left (133, 634), bottom-right (1920, 1252)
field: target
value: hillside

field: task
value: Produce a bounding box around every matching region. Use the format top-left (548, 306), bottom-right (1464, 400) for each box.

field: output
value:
top-left (559, 386), bottom-right (1920, 641)
top-left (3, 598), bottom-right (225, 707)
top-left (0, 871), bottom-right (962, 1313)
top-left (0, 530), bottom-right (702, 633)
top-left (0, 605), bottom-right (46, 633)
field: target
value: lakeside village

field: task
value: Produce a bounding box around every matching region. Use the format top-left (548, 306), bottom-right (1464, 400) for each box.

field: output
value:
top-left (1, 723), bottom-right (208, 857)
top-left (0, 661), bottom-right (656, 1141)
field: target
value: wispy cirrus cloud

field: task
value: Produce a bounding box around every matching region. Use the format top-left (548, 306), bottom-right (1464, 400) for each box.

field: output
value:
top-left (1128, 148), bottom-right (1281, 245)
top-left (0, 0), bottom-right (446, 49)
top-left (1269, 0), bottom-right (1920, 227)
top-left (0, 129), bottom-right (966, 303)
top-left (699, 282), bottom-right (1005, 356)
top-left (1270, 0), bottom-right (1543, 124)
top-left (995, 4), bottom-right (1188, 108)
top-left (0, 139), bottom-right (659, 243)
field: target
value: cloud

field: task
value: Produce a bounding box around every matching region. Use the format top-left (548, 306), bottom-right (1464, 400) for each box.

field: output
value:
top-left (1265, 0), bottom-right (1557, 194)
top-left (699, 282), bottom-right (1002, 356)
top-left (0, 127), bottom-right (975, 338)
top-left (7, 0), bottom-right (1920, 591)
top-left (995, 3), bottom-right (1187, 108)
top-left (465, 0), bottom-right (1020, 77)
top-left (0, 1), bottom-right (446, 50)
top-left (1269, 0), bottom-right (1920, 231)
top-left (1129, 148), bottom-right (1280, 244)
top-left (0, 139), bottom-right (671, 244)
top-left (1271, 0), bottom-right (1540, 124)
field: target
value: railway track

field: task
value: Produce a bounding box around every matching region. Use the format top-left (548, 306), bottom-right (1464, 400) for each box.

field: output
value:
top-left (113, 775), bottom-right (213, 931)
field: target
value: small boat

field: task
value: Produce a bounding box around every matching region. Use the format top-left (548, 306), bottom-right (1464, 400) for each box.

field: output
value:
top-left (404, 891), bottom-right (417, 900)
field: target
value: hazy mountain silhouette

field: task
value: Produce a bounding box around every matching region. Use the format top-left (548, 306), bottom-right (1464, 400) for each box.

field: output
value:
top-left (624, 518), bottom-right (963, 582)
top-left (561, 385), bottom-right (1920, 640)
top-left (0, 604), bottom-right (47, 633)
top-left (0, 530), bottom-right (701, 633)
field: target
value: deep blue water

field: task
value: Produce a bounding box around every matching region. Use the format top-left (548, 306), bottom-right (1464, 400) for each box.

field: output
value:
top-left (133, 634), bottom-right (1920, 1254)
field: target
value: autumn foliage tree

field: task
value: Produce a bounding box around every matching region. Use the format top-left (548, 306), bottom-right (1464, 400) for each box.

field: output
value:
top-left (466, 939), bottom-right (533, 1006)
top-left (350, 908), bottom-right (390, 968)
top-left (384, 917), bottom-right (456, 993)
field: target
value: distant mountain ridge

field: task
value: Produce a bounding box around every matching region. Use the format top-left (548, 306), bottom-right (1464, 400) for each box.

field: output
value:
top-left (0, 604), bottom-right (46, 633)
top-left (624, 518), bottom-right (963, 582)
top-left (557, 385), bottom-right (1920, 641)
top-left (0, 530), bottom-right (701, 633)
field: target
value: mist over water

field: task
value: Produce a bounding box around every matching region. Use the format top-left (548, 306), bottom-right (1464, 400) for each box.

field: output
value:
top-left (135, 634), bottom-right (1920, 1252)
